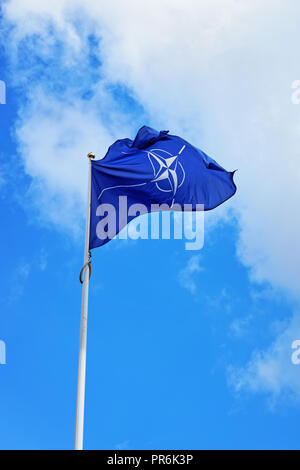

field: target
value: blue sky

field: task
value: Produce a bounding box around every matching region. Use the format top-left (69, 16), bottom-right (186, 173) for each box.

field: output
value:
top-left (1, 0), bottom-right (300, 450)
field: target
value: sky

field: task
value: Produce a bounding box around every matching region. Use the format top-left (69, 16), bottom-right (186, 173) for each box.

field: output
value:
top-left (1, 0), bottom-right (300, 450)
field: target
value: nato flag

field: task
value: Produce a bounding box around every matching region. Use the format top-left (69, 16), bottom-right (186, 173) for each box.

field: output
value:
top-left (89, 126), bottom-right (236, 249)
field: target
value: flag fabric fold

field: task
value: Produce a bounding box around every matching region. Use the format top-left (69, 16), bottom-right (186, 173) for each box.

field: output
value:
top-left (89, 126), bottom-right (236, 249)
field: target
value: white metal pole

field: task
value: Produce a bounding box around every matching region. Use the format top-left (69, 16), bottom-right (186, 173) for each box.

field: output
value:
top-left (74, 152), bottom-right (95, 450)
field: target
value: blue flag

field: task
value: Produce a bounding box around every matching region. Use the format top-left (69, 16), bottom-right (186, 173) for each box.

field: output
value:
top-left (89, 126), bottom-right (236, 249)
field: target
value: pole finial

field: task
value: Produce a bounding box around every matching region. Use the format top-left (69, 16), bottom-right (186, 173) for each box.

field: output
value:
top-left (87, 152), bottom-right (96, 159)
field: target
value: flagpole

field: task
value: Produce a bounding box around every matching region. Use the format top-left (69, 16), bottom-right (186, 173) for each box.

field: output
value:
top-left (74, 152), bottom-right (95, 450)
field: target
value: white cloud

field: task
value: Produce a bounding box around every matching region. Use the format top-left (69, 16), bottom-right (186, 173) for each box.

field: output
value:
top-left (178, 255), bottom-right (202, 294)
top-left (229, 310), bottom-right (300, 402)
top-left (9, 261), bottom-right (31, 301)
top-left (16, 262), bottom-right (30, 280)
top-left (3, 0), bottom-right (300, 399)
top-left (15, 89), bottom-right (120, 232)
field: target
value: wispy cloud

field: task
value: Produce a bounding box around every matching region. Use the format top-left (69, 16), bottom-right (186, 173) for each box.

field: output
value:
top-left (228, 309), bottom-right (300, 405)
top-left (38, 248), bottom-right (47, 271)
top-left (0, 171), bottom-right (5, 189)
top-left (178, 255), bottom-right (202, 294)
top-left (7, 250), bottom-right (49, 303)
top-left (9, 261), bottom-right (31, 301)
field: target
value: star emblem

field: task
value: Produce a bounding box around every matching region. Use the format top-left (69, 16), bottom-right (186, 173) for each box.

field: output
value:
top-left (147, 145), bottom-right (185, 196)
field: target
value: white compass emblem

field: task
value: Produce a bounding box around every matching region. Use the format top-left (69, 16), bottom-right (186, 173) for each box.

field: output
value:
top-left (147, 145), bottom-right (185, 196)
